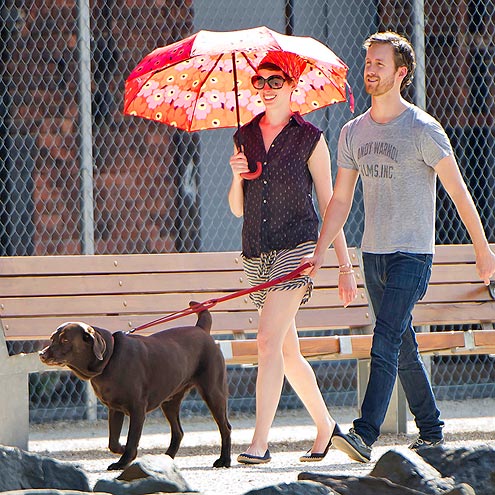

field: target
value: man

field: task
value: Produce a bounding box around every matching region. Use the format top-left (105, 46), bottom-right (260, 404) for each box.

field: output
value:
top-left (303, 31), bottom-right (495, 463)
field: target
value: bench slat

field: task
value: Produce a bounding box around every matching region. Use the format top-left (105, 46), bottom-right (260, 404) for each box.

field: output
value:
top-left (0, 248), bottom-right (360, 276)
top-left (413, 302), bottom-right (495, 326)
top-left (0, 266), bottom-right (364, 298)
top-left (429, 264), bottom-right (480, 284)
top-left (1, 304), bottom-right (374, 339)
top-left (432, 244), bottom-right (495, 263)
top-left (0, 252), bottom-right (244, 275)
top-left (421, 283), bottom-right (494, 303)
top-left (0, 285), bottom-right (369, 317)
top-left (223, 330), bottom-right (495, 364)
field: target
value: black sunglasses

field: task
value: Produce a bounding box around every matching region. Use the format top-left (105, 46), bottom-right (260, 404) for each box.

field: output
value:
top-left (251, 75), bottom-right (287, 90)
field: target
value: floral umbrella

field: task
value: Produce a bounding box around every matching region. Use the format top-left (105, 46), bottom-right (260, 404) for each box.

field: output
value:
top-left (124, 26), bottom-right (353, 133)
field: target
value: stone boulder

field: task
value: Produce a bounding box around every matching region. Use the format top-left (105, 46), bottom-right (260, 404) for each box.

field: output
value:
top-left (93, 455), bottom-right (195, 494)
top-left (243, 481), bottom-right (336, 494)
top-left (0, 445), bottom-right (90, 492)
top-left (298, 473), bottom-right (429, 494)
top-left (370, 448), bottom-right (456, 493)
top-left (418, 445), bottom-right (495, 495)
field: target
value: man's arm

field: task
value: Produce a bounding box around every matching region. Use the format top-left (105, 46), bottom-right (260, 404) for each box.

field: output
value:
top-left (308, 135), bottom-right (357, 306)
top-left (436, 155), bottom-right (495, 284)
top-left (304, 166), bottom-right (359, 278)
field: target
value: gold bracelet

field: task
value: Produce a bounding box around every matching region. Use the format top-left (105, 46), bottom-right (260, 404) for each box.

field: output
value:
top-left (339, 269), bottom-right (355, 275)
top-left (339, 263), bottom-right (353, 270)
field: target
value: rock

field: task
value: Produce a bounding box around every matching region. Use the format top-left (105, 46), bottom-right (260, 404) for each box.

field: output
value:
top-left (243, 481), bottom-right (335, 494)
top-left (444, 484), bottom-right (477, 495)
top-left (1, 491), bottom-right (106, 495)
top-left (370, 447), bottom-right (456, 493)
top-left (0, 445), bottom-right (90, 492)
top-left (418, 445), bottom-right (495, 495)
top-left (298, 472), bottom-right (428, 494)
top-left (93, 455), bottom-right (194, 494)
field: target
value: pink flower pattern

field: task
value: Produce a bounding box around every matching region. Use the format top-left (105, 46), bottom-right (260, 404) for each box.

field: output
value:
top-left (162, 84), bottom-right (181, 103)
top-left (138, 80), bottom-right (159, 97)
top-left (306, 68), bottom-right (328, 90)
top-left (203, 90), bottom-right (224, 109)
top-left (246, 94), bottom-right (265, 114)
top-left (175, 90), bottom-right (196, 108)
top-left (146, 91), bottom-right (165, 109)
top-left (291, 86), bottom-right (308, 106)
top-left (224, 89), bottom-right (252, 112)
top-left (187, 97), bottom-right (211, 120)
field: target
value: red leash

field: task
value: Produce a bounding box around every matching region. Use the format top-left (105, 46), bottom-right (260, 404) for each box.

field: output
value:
top-left (129, 262), bottom-right (313, 333)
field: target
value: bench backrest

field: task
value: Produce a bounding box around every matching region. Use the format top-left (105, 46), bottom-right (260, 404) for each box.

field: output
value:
top-left (0, 247), bottom-right (373, 341)
top-left (413, 244), bottom-right (495, 327)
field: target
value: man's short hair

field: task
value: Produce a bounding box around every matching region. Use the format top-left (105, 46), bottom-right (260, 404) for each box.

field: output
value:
top-left (364, 31), bottom-right (416, 90)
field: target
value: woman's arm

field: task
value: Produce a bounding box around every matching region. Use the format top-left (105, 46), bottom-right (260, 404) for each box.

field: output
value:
top-left (228, 146), bottom-right (249, 217)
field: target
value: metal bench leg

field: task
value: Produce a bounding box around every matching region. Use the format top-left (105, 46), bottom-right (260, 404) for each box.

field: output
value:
top-left (0, 327), bottom-right (50, 450)
top-left (357, 358), bottom-right (407, 435)
top-left (0, 371), bottom-right (31, 450)
top-left (383, 378), bottom-right (407, 434)
top-left (0, 330), bottom-right (30, 450)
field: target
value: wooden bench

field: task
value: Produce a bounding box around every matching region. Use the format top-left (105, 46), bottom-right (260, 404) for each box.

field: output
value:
top-left (0, 247), bottom-right (372, 450)
top-left (1, 244), bottom-right (494, 450)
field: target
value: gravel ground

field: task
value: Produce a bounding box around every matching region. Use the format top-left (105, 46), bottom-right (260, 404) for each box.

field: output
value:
top-left (29, 398), bottom-right (495, 495)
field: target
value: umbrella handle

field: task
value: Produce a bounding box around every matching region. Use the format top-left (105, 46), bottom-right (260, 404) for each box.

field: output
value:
top-left (241, 161), bottom-right (262, 180)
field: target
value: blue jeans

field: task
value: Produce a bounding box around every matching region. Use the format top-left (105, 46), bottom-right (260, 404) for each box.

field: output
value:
top-left (353, 252), bottom-right (444, 446)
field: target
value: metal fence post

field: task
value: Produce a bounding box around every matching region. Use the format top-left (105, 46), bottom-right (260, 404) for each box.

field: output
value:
top-left (78, 0), bottom-right (95, 257)
top-left (78, 0), bottom-right (97, 421)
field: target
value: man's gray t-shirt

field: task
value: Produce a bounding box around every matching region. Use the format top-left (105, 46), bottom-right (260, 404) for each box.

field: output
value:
top-left (338, 104), bottom-right (453, 254)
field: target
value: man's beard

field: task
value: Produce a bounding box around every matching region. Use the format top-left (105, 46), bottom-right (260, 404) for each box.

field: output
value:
top-left (364, 74), bottom-right (395, 96)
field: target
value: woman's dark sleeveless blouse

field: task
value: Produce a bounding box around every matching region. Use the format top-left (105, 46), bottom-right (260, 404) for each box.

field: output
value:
top-left (234, 112), bottom-right (322, 258)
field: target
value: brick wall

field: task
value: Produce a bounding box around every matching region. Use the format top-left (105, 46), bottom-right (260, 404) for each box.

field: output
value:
top-left (8, 0), bottom-right (194, 255)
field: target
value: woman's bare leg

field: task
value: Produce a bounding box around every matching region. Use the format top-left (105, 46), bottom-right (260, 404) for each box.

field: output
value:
top-left (242, 286), bottom-right (307, 456)
top-left (282, 321), bottom-right (335, 453)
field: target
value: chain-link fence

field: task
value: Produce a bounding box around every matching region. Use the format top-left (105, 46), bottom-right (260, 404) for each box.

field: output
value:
top-left (2, 0), bottom-right (494, 423)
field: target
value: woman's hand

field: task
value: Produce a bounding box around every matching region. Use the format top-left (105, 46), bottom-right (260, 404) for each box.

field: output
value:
top-left (299, 253), bottom-right (324, 278)
top-left (229, 151), bottom-right (250, 180)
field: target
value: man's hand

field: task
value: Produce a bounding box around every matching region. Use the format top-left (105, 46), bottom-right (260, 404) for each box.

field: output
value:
top-left (475, 246), bottom-right (495, 286)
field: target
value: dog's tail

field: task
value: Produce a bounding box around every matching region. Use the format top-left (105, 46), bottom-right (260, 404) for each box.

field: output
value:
top-left (189, 301), bottom-right (212, 333)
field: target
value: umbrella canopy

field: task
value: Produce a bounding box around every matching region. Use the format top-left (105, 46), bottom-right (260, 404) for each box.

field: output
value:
top-left (124, 26), bottom-right (353, 132)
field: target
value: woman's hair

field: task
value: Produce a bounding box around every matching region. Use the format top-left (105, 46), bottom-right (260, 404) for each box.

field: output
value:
top-left (363, 31), bottom-right (416, 90)
top-left (256, 61), bottom-right (291, 81)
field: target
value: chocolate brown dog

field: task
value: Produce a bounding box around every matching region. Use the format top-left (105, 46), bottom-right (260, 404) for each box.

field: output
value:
top-left (39, 305), bottom-right (231, 470)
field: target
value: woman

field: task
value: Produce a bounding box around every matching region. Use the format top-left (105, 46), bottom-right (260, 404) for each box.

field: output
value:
top-left (228, 51), bottom-right (357, 464)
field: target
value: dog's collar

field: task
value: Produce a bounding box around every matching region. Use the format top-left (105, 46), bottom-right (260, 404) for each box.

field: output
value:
top-left (83, 331), bottom-right (116, 379)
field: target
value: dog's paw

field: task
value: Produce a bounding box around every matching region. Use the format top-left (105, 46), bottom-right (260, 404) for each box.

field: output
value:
top-left (107, 460), bottom-right (128, 471)
top-left (109, 443), bottom-right (125, 455)
top-left (213, 457), bottom-right (231, 468)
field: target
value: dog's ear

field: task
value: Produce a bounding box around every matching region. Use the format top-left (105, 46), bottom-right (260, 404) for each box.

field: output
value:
top-left (83, 325), bottom-right (107, 361)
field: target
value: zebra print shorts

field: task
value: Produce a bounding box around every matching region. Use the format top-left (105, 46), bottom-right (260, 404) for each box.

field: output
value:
top-left (242, 241), bottom-right (315, 310)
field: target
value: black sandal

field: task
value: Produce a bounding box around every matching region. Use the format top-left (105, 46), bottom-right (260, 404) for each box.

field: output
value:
top-left (299, 423), bottom-right (341, 462)
top-left (237, 449), bottom-right (271, 464)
